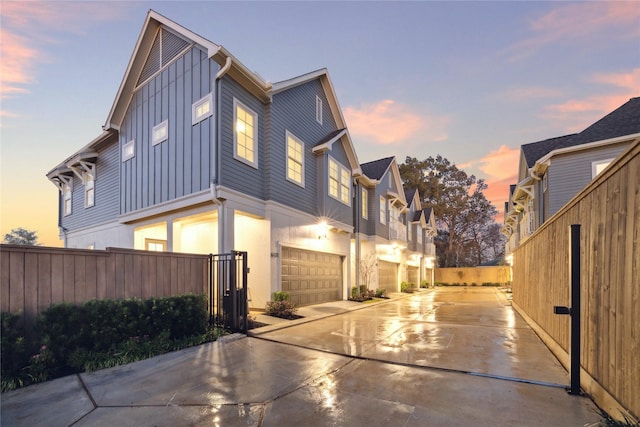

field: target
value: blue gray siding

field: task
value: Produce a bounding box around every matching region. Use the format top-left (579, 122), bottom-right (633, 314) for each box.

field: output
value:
top-left (547, 142), bottom-right (629, 216)
top-left (120, 46), bottom-right (218, 213)
top-left (61, 141), bottom-right (120, 230)
top-left (217, 76), bottom-right (267, 200)
top-left (269, 80), bottom-right (339, 216)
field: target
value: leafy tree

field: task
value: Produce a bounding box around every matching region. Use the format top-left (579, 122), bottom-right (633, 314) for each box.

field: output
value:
top-left (399, 155), bottom-right (500, 267)
top-left (3, 228), bottom-right (39, 246)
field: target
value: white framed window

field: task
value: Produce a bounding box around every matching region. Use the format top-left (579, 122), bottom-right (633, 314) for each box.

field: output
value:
top-left (592, 158), bottom-right (614, 178)
top-left (542, 173), bottom-right (548, 192)
top-left (379, 196), bottom-right (386, 225)
top-left (122, 140), bottom-right (135, 161)
top-left (328, 157), bottom-right (350, 205)
top-left (362, 188), bottom-right (368, 219)
top-left (316, 96), bottom-right (323, 124)
top-left (152, 120), bottom-right (168, 146)
top-left (234, 98), bottom-right (258, 167)
top-left (84, 172), bottom-right (95, 208)
top-left (63, 183), bottom-right (72, 216)
top-left (145, 238), bottom-right (167, 252)
top-left (192, 93), bottom-right (213, 125)
top-left (286, 131), bottom-right (304, 186)
top-left (408, 223), bottom-right (412, 241)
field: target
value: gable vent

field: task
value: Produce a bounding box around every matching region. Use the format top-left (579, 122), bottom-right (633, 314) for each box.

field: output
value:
top-left (137, 28), bottom-right (190, 87)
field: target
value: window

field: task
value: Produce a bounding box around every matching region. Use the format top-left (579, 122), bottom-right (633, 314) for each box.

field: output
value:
top-left (145, 239), bottom-right (167, 252)
top-left (63, 183), bottom-right (72, 216)
top-left (592, 158), bottom-right (614, 178)
top-left (286, 131), bottom-right (304, 186)
top-left (84, 172), bottom-right (95, 208)
top-left (234, 99), bottom-right (257, 167)
top-left (122, 140), bottom-right (135, 161)
top-left (192, 93), bottom-right (212, 125)
top-left (316, 96), bottom-right (323, 124)
top-left (542, 173), bottom-right (548, 192)
top-left (362, 188), bottom-right (368, 219)
top-left (408, 223), bottom-right (412, 241)
top-left (379, 196), bottom-right (386, 225)
top-left (328, 157), bottom-right (350, 205)
top-left (152, 120), bottom-right (168, 145)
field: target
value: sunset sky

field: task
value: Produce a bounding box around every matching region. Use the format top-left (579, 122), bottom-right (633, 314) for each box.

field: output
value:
top-left (1, 1), bottom-right (639, 247)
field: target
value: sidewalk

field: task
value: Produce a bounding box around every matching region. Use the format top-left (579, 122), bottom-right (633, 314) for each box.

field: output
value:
top-left (1, 288), bottom-right (600, 426)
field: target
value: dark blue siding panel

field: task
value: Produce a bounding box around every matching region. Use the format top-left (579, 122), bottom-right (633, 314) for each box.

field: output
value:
top-left (218, 77), bottom-right (266, 200)
top-left (61, 141), bottom-right (120, 230)
top-left (120, 46), bottom-right (218, 213)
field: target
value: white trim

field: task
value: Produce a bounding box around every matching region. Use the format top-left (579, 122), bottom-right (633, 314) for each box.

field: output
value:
top-left (591, 158), bottom-right (615, 178)
top-left (118, 189), bottom-right (215, 223)
top-left (122, 140), bottom-right (135, 161)
top-left (152, 120), bottom-right (169, 145)
top-left (316, 95), bottom-right (323, 124)
top-left (362, 188), bottom-right (368, 219)
top-left (233, 98), bottom-right (258, 168)
top-left (192, 93), bottom-right (213, 125)
top-left (285, 131), bottom-right (305, 187)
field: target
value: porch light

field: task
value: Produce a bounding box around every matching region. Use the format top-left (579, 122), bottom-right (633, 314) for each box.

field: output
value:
top-left (317, 221), bottom-right (328, 240)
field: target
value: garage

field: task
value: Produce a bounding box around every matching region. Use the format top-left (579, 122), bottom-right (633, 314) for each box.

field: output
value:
top-left (378, 260), bottom-right (398, 291)
top-left (281, 247), bottom-right (342, 306)
top-left (407, 266), bottom-right (419, 285)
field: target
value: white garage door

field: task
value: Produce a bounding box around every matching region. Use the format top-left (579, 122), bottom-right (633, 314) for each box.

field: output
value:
top-left (281, 247), bottom-right (342, 306)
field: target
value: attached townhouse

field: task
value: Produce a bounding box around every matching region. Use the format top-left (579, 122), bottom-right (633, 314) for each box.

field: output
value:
top-left (503, 97), bottom-right (640, 256)
top-left (352, 157), bottom-right (437, 292)
top-left (46, 10), bottom-right (438, 308)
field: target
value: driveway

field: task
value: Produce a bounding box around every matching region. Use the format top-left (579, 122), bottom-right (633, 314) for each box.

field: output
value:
top-left (2, 287), bottom-right (600, 426)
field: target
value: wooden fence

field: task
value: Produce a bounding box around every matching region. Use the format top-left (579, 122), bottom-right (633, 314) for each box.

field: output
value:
top-left (512, 142), bottom-right (639, 421)
top-left (435, 266), bottom-right (510, 285)
top-left (0, 245), bottom-right (208, 332)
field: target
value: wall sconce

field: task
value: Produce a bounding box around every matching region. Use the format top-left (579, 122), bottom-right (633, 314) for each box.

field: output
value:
top-left (317, 221), bottom-right (328, 240)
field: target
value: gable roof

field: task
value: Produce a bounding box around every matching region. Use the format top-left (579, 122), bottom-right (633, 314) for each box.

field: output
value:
top-left (404, 189), bottom-right (418, 208)
top-left (520, 97), bottom-right (640, 168)
top-left (360, 157), bottom-right (395, 180)
top-left (104, 9), bottom-right (272, 131)
top-left (312, 128), bottom-right (362, 174)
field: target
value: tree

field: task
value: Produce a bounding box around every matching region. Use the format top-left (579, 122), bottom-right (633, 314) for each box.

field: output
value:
top-left (399, 155), bottom-right (499, 267)
top-left (3, 228), bottom-right (39, 246)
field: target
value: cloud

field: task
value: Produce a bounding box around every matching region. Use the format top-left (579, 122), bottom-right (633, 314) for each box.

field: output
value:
top-left (459, 145), bottom-right (520, 218)
top-left (504, 2), bottom-right (640, 61)
top-left (0, 2), bottom-right (127, 112)
top-left (344, 100), bottom-right (450, 145)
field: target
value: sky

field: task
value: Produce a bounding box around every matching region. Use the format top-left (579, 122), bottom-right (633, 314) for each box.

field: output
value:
top-left (1, 1), bottom-right (639, 247)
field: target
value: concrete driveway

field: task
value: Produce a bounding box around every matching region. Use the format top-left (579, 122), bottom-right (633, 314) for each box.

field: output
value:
top-left (1, 287), bottom-right (600, 426)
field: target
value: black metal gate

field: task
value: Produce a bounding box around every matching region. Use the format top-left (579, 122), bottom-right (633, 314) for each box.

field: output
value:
top-left (208, 251), bottom-right (248, 333)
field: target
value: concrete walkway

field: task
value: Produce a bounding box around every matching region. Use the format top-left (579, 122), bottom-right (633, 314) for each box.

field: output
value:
top-left (1, 287), bottom-right (600, 426)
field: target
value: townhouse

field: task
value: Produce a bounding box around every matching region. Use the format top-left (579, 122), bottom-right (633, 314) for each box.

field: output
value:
top-left (47, 10), bottom-right (436, 309)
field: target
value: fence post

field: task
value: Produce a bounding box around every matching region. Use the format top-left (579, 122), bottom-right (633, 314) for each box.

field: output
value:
top-left (569, 224), bottom-right (581, 395)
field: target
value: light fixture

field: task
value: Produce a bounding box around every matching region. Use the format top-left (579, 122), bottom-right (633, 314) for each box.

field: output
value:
top-left (317, 221), bottom-right (328, 240)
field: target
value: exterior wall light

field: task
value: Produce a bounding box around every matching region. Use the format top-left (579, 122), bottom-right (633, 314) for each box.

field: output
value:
top-left (317, 221), bottom-right (328, 239)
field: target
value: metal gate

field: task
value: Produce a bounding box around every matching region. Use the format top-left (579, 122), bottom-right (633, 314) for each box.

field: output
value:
top-left (208, 251), bottom-right (248, 333)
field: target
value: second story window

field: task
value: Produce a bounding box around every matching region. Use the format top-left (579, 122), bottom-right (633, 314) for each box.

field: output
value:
top-left (192, 93), bottom-right (213, 125)
top-left (234, 99), bottom-right (258, 167)
top-left (84, 172), bottom-right (95, 208)
top-left (362, 188), bottom-right (368, 219)
top-left (63, 183), bottom-right (72, 216)
top-left (328, 157), bottom-right (350, 205)
top-left (152, 120), bottom-right (168, 146)
top-left (408, 223), bottom-right (412, 241)
top-left (122, 140), bottom-right (135, 161)
top-left (316, 96), bottom-right (323, 124)
top-left (379, 196), bottom-right (386, 225)
top-left (592, 158), bottom-right (614, 178)
top-left (286, 131), bottom-right (304, 186)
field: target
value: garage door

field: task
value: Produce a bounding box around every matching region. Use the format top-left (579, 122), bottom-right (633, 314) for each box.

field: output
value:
top-left (281, 247), bottom-right (342, 306)
top-left (407, 266), bottom-right (419, 285)
top-left (378, 260), bottom-right (398, 291)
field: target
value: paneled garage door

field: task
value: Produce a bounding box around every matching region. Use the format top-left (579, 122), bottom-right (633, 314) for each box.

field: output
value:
top-left (378, 260), bottom-right (398, 291)
top-left (281, 247), bottom-right (342, 306)
top-left (407, 266), bottom-right (419, 285)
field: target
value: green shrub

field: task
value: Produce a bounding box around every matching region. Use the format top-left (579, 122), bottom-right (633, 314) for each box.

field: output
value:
top-left (265, 300), bottom-right (298, 319)
top-left (375, 288), bottom-right (387, 298)
top-left (272, 291), bottom-right (290, 301)
top-left (401, 282), bottom-right (415, 293)
top-left (420, 280), bottom-right (430, 288)
top-left (1, 312), bottom-right (30, 391)
top-left (481, 282), bottom-right (501, 287)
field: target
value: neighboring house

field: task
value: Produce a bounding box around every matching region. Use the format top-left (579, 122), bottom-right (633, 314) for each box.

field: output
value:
top-left (503, 97), bottom-right (640, 255)
top-left (46, 10), bottom-right (362, 309)
top-left (352, 157), bottom-right (437, 292)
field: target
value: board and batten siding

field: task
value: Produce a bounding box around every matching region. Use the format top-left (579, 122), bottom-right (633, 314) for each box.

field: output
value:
top-left (61, 140), bottom-right (120, 231)
top-left (269, 80), bottom-right (338, 215)
top-left (217, 76), bottom-right (267, 201)
top-left (547, 142), bottom-right (630, 216)
top-left (120, 46), bottom-right (218, 214)
top-left (374, 174), bottom-right (392, 240)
